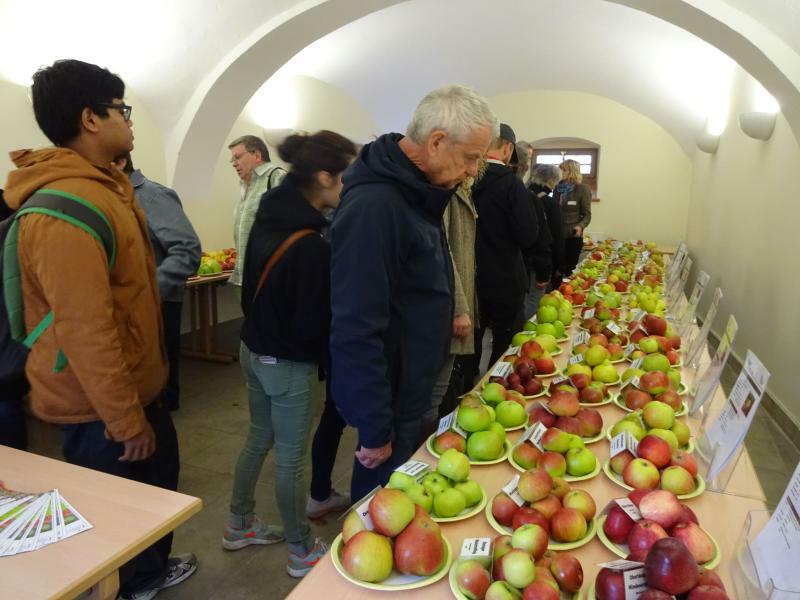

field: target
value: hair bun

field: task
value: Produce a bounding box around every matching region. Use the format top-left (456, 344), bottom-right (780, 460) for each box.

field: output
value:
top-left (277, 133), bottom-right (309, 164)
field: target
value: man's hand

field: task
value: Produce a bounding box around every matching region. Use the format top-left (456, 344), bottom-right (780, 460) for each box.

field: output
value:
top-left (355, 442), bottom-right (392, 469)
top-left (452, 314), bottom-right (472, 338)
top-left (119, 422), bottom-right (156, 462)
top-left (574, 226), bottom-right (583, 237)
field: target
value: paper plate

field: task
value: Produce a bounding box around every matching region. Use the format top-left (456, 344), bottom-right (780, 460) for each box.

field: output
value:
top-left (596, 514), bottom-right (721, 569)
top-left (447, 561), bottom-right (582, 600)
top-left (587, 583), bottom-right (597, 600)
top-left (523, 388), bottom-right (549, 400)
top-left (534, 368), bottom-right (564, 380)
top-left (602, 460), bottom-right (707, 499)
top-left (431, 486), bottom-right (488, 523)
top-left (504, 422), bottom-right (527, 432)
top-left (578, 392), bottom-right (615, 408)
top-left (557, 335), bottom-right (571, 344)
top-left (613, 395), bottom-right (688, 417)
top-left (596, 374), bottom-right (622, 387)
top-left (506, 442), bottom-right (602, 478)
top-left (331, 532), bottom-right (452, 591)
top-left (582, 428), bottom-right (607, 446)
top-left (604, 428), bottom-right (695, 453)
top-left (426, 435), bottom-right (511, 466)
top-left (610, 357), bottom-right (627, 364)
top-left (484, 502), bottom-right (598, 550)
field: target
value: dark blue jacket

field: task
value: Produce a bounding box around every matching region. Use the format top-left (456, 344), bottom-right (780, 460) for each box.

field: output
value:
top-left (330, 134), bottom-right (455, 448)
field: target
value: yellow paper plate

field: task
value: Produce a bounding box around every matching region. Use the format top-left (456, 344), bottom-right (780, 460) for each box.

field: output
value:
top-left (483, 501), bottom-right (598, 550)
top-left (432, 486), bottom-right (488, 523)
top-left (578, 391), bottom-right (615, 408)
top-left (426, 435), bottom-right (512, 466)
top-left (604, 425), bottom-right (695, 453)
top-left (596, 515), bottom-right (721, 569)
top-left (610, 357), bottom-right (627, 364)
top-left (587, 583), bottom-right (597, 599)
top-left (601, 460), bottom-right (706, 500)
top-left (504, 422), bottom-right (527, 432)
top-left (448, 560), bottom-right (583, 600)
top-left (613, 395), bottom-right (687, 417)
top-left (557, 335), bottom-right (571, 344)
top-left (331, 532), bottom-right (452, 591)
top-left (523, 388), bottom-right (549, 400)
top-left (534, 368), bottom-right (564, 380)
top-left (507, 439), bottom-right (604, 475)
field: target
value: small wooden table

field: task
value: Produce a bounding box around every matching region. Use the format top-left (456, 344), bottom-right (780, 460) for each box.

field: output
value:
top-left (182, 272), bottom-right (236, 363)
top-left (0, 446), bottom-right (202, 600)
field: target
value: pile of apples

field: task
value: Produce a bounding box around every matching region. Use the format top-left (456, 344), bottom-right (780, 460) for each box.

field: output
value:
top-left (340, 488), bottom-right (446, 582)
top-left (572, 330), bottom-right (629, 362)
top-left (557, 281), bottom-right (586, 306)
top-left (610, 399), bottom-right (691, 446)
top-left (491, 467), bottom-right (597, 544)
top-left (498, 338), bottom-right (560, 385)
top-left (477, 386), bottom-right (529, 429)
top-left (528, 387), bottom-right (605, 440)
top-left (513, 427), bottom-right (599, 478)
top-left (197, 248), bottom-right (236, 275)
top-left (597, 491), bottom-right (728, 598)
top-left (432, 397), bottom-right (509, 462)
top-left (523, 293), bottom-right (574, 336)
top-left (387, 449), bottom-right (483, 519)
top-left (554, 373), bottom-right (612, 404)
top-left (454, 546), bottom-right (584, 599)
top-left (609, 434), bottom-right (699, 497)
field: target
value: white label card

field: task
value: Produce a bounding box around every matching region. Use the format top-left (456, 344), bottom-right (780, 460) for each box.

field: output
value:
top-left (393, 460), bottom-right (430, 479)
top-left (630, 357), bottom-right (644, 370)
top-left (597, 559), bottom-right (645, 570)
top-left (502, 475), bottom-right (526, 506)
top-left (607, 322), bottom-right (622, 335)
top-left (631, 309), bottom-right (646, 322)
top-left (460, 537), bottom-right (493, 561)
top-left (614, 498), bottom-right (643, 521)
top-left (505, 345), bottom-right (521, 357)
top-left (610, 432), bottom-right (639, 458)
top-left (569, 354), bottom-right (584, 366)
top-left (583, 308), bottom-right (596, 319)
top-left (528, 315), bottom-right (537, 323)
top-left (573, 331), bottom-right (589, 345)
top-left (490, 362), bottom-right (513, 378)
top-left (550, 376), bottom-right (569, 388)
top-left (623, 567), bottom-right (649, 600)
top-left (623, 344), bottom-right (636, 357)
top-left (348, 487), bottom-right (380, 530)
top-left (436, 410), bottom-right (468, 439)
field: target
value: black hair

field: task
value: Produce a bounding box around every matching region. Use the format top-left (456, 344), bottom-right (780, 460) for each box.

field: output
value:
top-left (277, 131), bottom-right (357, 190)
top-left (120, 152), bottom-right (134, 175)
top-left (31, 59), bottom-right (125, 146)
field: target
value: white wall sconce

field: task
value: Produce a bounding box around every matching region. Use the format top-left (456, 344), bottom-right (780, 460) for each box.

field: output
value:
top-left (696, 132), bottom-right (720, 154)
top-left (739, 111), bottom-right (776, 140)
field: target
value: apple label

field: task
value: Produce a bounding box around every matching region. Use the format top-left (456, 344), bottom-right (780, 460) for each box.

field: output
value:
top-left (629, 357), bottom-right (644, 370)
top-left (505, 345), bottom-right (520, 357)
top-left (597, 559), bottom-right (645, 570)
top-left (623, 344), bottom-right (636, 357)
top-left (606, 322), bottom-right (622, 335)
top-left (490, 361), bottom-right (513, 379)
top-left (583, 308), bottom-right (595, 319)
top-left (502, 475), bottom-right (526, 507)
top-left (460, 537), bottom-right (493, 562)
top-left (614, 498), bottom-right (643, 521)
top-left (342, 486), bottom-right (381, 529)
top-left (525, 422), bottom-right (548, 451)
top-left (573, 331), bottom-right (589, 345)
top-left (610, 432), bottom-right (639, 458)
top-left (569, 354), bottom-right (584, 366)
top-left (393, 460), bottom-right (430, 480)
top-left (630, 309), bottom-right (646, 322)
top-left (622, 567), bottom-right (648, 599)
top-left (437, 410), bottom-right (468, 439)
top-left (550, 376), bottom-right (569, 388)
top-left (528, 315), bottom-right (537, 323)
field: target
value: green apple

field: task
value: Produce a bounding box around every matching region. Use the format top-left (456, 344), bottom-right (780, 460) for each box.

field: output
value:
top-left (537, 305), bottom-right (558, 324)
top-left (523, 320), bottom-right (537, 332)
top-left (487, 422), bottom-right (507, 441)
top-left (642, 353), bottom-right (670, 373)
top-left (622, 367), bottom-right (645, 381)
top-left (566, 363), bottom-right (593, 378)
top-left (405, 483), bottom-right (433, 513)
top-left (542, 428), bottom-right (571, 453)
top-left (610, 419), bottom-right (646, 441)
top-left (585, 345), bottom-right (610, 366)
top-left (482, 382), bottom-right (507, 406)
top-left (642, 400), bottom-right (675, 430)
top-left (566, 434), bottom-right (585, 449)
top-left (437, 448), bottom-right (470, 482)
top-left (648, 428), bottom-right (679, 452)
top-left (466, 431), bottom-right (504, 461)
top-left (671, 419), bottom-right (691, 447)
top-left (592, 362), bottom-right (619, 383)
top-left (458, 404), bottom-right (492, 432)
top-left (422, 472), bottom-right (451, 496)
top-left (552, 319), bottom-right (567, 338)
top-left (566, 447), bottom-right (597, 476)
top-left (454, 480), bottom-right (483, 507)
top-left (536, 322), bottom-right (557, 337)
top-left (495, 400), bottom-right (527, 428)
top-left (433, 488), bottom-right (466, 518)
top-left (512, 331), bottom-right (536, 346)
top-left (387, 471), bottom-right (416, 491)
top-left (485, 404), bottom-right (496, 422)
top-left (667, 368), bottom-right (682, 390)
top-left (534, 334), bottom-right (558, 353)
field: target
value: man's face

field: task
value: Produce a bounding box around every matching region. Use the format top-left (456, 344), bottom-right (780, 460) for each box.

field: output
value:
top-left (424, 126), bottom-right (492, 188)
top-left (99, 99), bottom-right (134, 158)
top-left (230, 144), bottom-right (262, 181)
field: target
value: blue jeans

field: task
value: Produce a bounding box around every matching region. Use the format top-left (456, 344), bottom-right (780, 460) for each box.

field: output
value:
top-left (230, 345), bottom-right (316, 546)
top-left (524, 269), bottom-right (547, 319)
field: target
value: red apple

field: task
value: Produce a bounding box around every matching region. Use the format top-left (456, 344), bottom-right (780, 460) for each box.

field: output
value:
top-left (644, 537), bottom-right (699, 594)
top-left (512, 506), bottom-right (550, 533)
top-left (369, 488), bottom-right (415, 537)
top-left (624, 388), bottom-right (653, 411)
top-left (550, 507), bottom-right (588, 542)
top-left (534, 356), bottom-right (556, 375)
top-left (580, 385), bottom-right (604, 404)
top-left (393, 513), bottom-right (445, 575)
top-left (688, 585), bottom-right (731, 599)
top-left (628, 488), bottom-right (650, 507)
top-left (670, 450), bottom-right (698, 478)
top-left (454, 559), bottom-right (491, 600)
top-left (433, 431), bottom-right (467, 454)
top-left (341, 530), bottom-right (393, 582)
top-left (675, 503), bottom-right (699, 526)
top-left (492, 493), bottom-right (520, 527)
top-left (570, 373), bottom-right (591, 390)
top-left (575, 408), bottom-right (603, 437)
top-left (554, 416), bottom-right (583, 435)
top-left (640, 371), bottom-right (670, 396)
top-left (637, 435), bottom-right (672, 469)
top-left (595, 568), bottom-right (626, 600)
top-left (666, 350), bottom-right (680, 366)
top-left (563, 489), bottom-right (596, 520)
top-left (528, 405), bottom-right (557, 428)
top-left (697, 567), bottom-right (726, 591)
top-left (627, 519), bottom-right (669, 554)
top-left (531, 494), bottom-right (562, 521)
top-left (643, 314), bottom-right (667, 336)
top-left (523, 378), bottom-right (544, 396)
top-left (655, 389), bottom-right (682, 411)
top-left (671, 522), bottom-right (716, 564)
top-left (494, 534), bottom-right (513, 562)
top-left (522, 581), bottom-right (559, 600)
top-left (512, 441), bottom-right (542, 470)
top-left (639, 590), bottom-right (674, 599)
top-left (549, 552), bottom-right (583, 593)
top-left (549, 390), bottom-right (580, 417)
top-left (667, 335), bottom-right (682, 350)
top-left (539, 452), bottom-right (567, 479)
top-left (623, 458), bottom-right (661, 490)
top-left (639, 489), bottom-right (683, 529)
top-left (521, 340), bottom-right (545, 360)
top-left (610, 449), bottom-right (635, 475)
top-left (518, 468), bottom-right (553, 503)
top-left (603, 504), bottom-right (636, 544)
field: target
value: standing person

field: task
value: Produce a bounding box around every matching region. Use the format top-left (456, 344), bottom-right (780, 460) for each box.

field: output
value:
top-left (330, 84), bottom-right (497, 502)
top-left (224, 131), bottom-right (357, 579)
top-left (425, 175), bottom-right (479, 431)
top-left (3, 59), bottom-right (195, 599)
top-left (555, 159), bottom-right (592, 277)
top-left (229, 135), bottom-right (286, 296)
top-left (0, 188), bottom-right (29, 450)
top-left (524, 164), bottom-right (563, 316)
top-left (464, 124), bottom-right (539, 388)
top-left (118, 154), bottom-right (201, 411)
top-left (515, 141), bottom-right (533, 183)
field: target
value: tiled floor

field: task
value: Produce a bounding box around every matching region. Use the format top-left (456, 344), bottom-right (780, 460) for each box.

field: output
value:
top-left (23, 319), bottom-right (799, 599)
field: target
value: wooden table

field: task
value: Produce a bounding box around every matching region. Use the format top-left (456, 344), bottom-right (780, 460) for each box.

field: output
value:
top-left (0, 446), bottom-right (202, 600)
top-left (289, 310), bottom-right (767, 599)
top-left (182, 272), bottom-right (236, 363)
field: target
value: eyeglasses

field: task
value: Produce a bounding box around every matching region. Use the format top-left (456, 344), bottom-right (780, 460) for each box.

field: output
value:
top-left (230, 150), bottom-right (254, 164)
top-left (97, 102), bottom-right (132, 122)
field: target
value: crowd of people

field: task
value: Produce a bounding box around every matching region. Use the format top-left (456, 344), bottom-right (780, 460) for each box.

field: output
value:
top-left (0, 58), bottom-right (591, 599)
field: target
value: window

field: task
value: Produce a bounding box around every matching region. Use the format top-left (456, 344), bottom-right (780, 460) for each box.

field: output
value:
top-left (532, 147), bottom-right (599, 197)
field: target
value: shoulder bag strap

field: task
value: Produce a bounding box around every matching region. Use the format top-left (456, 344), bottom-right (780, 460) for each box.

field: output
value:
top-left (254, 228), bottom-right (316, 299)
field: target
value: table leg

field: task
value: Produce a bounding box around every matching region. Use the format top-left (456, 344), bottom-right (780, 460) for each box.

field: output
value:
top-left (198, 283), bottom-right (211, 355)
top-left (80, 569), bottom-right (119, 600)
top-left (189, 286), bottom-right (198, 351)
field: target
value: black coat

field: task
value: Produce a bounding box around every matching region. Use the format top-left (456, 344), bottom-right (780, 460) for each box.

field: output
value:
top-left (473, 162), bottom-right (540, 310)
top-left (330, 134), bottom-right (455, 448)
top-left (240, 176), bottom-right (331, 364)
top-left (529, 183), bottom-right (565, 276)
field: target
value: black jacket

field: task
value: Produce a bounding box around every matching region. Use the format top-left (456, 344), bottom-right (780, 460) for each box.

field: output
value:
top-left (240, 176), bottom-right (330, 364)
top-left (330, 133), bottom-right (454, 448)
top-left (473, 161), bottom-right (539, 305)
top-left (529, 183), bottom-right (565, 277)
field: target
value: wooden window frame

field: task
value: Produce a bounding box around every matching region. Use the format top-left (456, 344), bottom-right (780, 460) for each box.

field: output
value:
top-left (532, 147), bottom-right (599, 199)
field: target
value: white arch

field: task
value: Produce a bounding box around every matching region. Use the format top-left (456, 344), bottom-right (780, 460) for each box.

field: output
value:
top-left (170, 0), bottom-right (800, 197)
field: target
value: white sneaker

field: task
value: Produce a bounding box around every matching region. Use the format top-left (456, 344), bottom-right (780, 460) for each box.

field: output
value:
top-left (306, 489), bottom-right (351, 519)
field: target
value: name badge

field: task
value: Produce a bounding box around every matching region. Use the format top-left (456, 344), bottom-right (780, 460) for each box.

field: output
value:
top-left (567, 200), bottom-right (577, 206)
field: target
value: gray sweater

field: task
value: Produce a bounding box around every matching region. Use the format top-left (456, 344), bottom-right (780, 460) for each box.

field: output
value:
top-left (130, 169), bottom-right (201, 303)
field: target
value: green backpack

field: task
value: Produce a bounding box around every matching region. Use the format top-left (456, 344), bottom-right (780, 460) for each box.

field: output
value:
top-left (1, 189), bottom-right (116, 376)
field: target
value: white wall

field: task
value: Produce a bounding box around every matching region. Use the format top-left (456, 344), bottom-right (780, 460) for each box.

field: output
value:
top-left (0, 79), bottom-right (166, 185)
top-left (489, 90), bottom-right (693, 246)
top-left (687, 65), bottom-right (800, 427)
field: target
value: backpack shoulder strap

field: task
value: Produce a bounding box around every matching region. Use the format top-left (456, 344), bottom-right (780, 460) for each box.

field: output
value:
top-left (267, 166), bottom-right (285, 190)
top-left (253, 229), bottom-right (316, 299)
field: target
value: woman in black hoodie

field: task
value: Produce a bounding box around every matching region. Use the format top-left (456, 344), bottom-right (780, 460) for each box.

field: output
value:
top-left (224, 131), bottom-right (356, 578)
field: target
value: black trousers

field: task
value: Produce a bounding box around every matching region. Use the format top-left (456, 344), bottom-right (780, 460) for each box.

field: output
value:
top-left (61, 400), bottom-right (180, 595)
top-left (309, 376), bottom-right (347, 501)
top-left (161, 301), bottom-right (183, 410)
top-left (564, 236), bottom-right (584, 277)
top-left (0, 376), bottom-right (29, 450)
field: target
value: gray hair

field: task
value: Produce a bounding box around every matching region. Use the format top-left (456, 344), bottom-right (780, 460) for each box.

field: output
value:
top-left (532, 163), bottom-right (562, 186)
top-left (406, 84), bottom-right (499, 144)
top-left (228, 135), bottom-right (270, 162)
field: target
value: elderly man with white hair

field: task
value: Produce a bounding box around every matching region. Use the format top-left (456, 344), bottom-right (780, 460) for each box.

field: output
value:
top-left (331, 84), bottom-right (497, 501)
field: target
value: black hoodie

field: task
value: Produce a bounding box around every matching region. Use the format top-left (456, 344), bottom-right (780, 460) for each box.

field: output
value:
top-left (330, 133), bottom-right (455, 449)
top-left (240, 176), bottom-right (330, 363)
